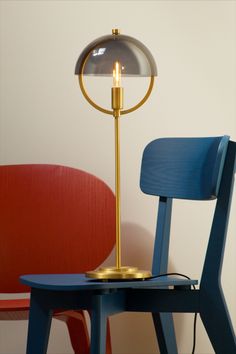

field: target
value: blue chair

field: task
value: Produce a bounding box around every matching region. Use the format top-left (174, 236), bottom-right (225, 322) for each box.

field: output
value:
top-left (21, 136), bottom-right (236, 354)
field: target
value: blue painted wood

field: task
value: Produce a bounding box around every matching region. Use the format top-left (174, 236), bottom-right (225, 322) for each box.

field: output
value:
top-left (200, 141), bottom-right (236, 352)
top-left (151, 197), bottom-right (178, 354)
top-left (90, 291), bottom-right (126, 354)
top-left (140, 136), bottom-right (229, 200)
top-left (201, 141), bottom-right (236, 285)
top-left (91, 294), bottom-right (107, 354)
top-left (152, 313), bottom-right (177, 354)
top-left (125, 289), bottom-right (200, 313)
top-left (20, 136), bottom-right (236, 354)
top-left (26, 289), bottom-right (53, 354)
top-left (20, 273), bottom-right (197, 291)
top-left (139, 136), bottom-right (235, 353)
top-left (152, 197), bottom-right (172, 274)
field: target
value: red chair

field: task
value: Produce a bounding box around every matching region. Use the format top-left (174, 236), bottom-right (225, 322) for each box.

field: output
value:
top-left (0, 164), bottom-right (115, 354)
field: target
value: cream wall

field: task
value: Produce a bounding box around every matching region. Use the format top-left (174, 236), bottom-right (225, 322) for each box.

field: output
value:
top-left (0, 1), bottom-right (235, 353)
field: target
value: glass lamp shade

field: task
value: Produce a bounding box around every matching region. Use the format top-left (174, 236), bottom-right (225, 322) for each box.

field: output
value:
top-left (75, 33), bottom-right (157, 77)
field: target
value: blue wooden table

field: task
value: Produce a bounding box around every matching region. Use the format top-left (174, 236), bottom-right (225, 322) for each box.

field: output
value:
top-left (20, 273), bottom-right (197, 354)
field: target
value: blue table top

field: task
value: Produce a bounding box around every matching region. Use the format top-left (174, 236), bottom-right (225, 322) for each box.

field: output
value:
top-left (20, 273), bottom-right (198, 291)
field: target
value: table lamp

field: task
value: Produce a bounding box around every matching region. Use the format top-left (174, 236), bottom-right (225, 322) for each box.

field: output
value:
top-left (75, 29), bottom-right (157, 280)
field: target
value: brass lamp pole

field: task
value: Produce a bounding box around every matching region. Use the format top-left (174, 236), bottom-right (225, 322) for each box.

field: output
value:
top-left (112, 60), bottom-right (123, 271)
top-left (75, 29), bottom-right (157, 280)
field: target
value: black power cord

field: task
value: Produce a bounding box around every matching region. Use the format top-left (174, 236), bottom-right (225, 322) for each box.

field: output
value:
top-left (145, 272), bottom-right (197, 354)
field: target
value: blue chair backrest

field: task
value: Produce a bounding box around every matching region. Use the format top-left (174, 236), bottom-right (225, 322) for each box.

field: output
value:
top-left (140, 136), bottom-right (229, 200)
top-left (140, 136), bottom-right (235, 279)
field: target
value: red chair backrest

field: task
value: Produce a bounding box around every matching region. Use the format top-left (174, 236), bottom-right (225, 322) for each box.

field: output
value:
top-left (0, 165), bottom-right (115, 292)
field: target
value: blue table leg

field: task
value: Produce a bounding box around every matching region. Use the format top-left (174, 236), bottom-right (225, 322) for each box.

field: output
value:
top-left (26, 288), bottom-right (53, 354)
top-left (90, 294), bottom-right (107, 354)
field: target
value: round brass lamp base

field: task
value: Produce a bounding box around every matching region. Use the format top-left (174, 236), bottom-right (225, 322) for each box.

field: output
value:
top-left (86, 266), bottom-right (152, 280)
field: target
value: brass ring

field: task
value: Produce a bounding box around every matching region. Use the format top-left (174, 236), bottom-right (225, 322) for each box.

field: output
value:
top-left (121, 76), bottom-right (154, 115)
top-left (78, 49), bottom-right (155, 116)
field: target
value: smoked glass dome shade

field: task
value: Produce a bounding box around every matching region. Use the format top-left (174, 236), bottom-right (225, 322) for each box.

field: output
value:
top-left (75, 34), bottom-right (157, 77)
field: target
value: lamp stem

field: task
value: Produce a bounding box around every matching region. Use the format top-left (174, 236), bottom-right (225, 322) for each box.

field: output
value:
top-left (114, 113), bottom-right (121, 270)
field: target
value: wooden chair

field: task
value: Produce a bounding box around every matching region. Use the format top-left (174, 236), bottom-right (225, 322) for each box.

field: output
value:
top-left (0, 164), bottom-right (115, 354)
top-left (21, 136), bottom-right (236, 354)
top-left (138, 135), bottom-right (236, 353)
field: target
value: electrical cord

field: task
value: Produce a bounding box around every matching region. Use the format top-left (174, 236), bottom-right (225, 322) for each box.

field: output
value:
top-left (145, 272), bottom-right (197, 354)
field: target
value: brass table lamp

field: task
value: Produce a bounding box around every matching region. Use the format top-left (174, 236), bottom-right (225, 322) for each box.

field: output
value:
top-left (75, 29), bottom-right (157, 280)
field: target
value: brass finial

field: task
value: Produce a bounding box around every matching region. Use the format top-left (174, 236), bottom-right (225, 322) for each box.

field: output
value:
top-left (112, 29), bottom-right (120, 35)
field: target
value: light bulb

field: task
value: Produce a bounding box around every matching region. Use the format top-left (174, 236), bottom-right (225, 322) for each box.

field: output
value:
top-left (113, 61), bottom-right (121, 87)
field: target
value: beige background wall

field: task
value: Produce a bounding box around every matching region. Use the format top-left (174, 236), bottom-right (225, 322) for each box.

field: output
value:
top-left (0, 1), bottom-right (235, 353)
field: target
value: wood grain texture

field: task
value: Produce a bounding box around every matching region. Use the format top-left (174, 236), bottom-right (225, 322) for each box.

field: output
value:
top-left (140, 136), bottom-right (229, 200)
top-left (0, 165), bottom-right (115, 293)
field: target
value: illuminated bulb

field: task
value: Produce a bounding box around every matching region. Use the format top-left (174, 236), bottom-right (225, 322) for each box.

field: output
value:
top-left (113, 61), bottom-right (121, 87)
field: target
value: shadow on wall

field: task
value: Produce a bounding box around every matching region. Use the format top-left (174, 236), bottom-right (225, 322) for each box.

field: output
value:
top-left (101, 222), bottom-right (154, 270)
top-left (103, 222), bottom-right (185, 354)
top-left (121, 222), bottom-right (154, 271)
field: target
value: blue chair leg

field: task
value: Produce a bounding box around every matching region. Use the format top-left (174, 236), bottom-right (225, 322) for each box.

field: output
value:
top-left (26, 289), bottom-right (53, 354)
top-left (152, 313), bottom-right (178, 354)
top-left (90, 294), bottom-right (107, 354)
top-left (200, 289), bottom-right (236, 353)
